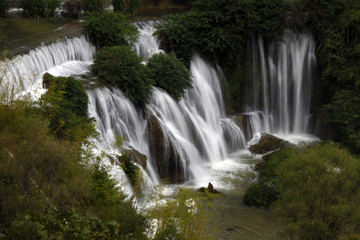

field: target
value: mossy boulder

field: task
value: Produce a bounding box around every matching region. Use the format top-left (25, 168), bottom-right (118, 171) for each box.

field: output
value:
top-left (198, 182), bottom-right (222, 195)
top-left (249, 133), bottom-right (291, 154)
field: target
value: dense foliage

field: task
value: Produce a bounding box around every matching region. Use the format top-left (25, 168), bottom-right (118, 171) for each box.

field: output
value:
top-left (0, 99), bottom-right (147, 239)
top-left (120, 154), bottom-right (140, 186)
top-left (20, 0), bottom-right (60, 17)
top-left (298, 0), bottom-right (360, 155)
top-left (275, 142), bottom-right (360, 239)
top-left (91, 45), bottom-right (153, 107)
top-left (0, 0), bottom-right (8, 17)
top-left (83, 11), bottom-right (138, 48)
top-left (244, 148), bottom-right (295, 208)
top-left (157, 0), bottom-right (285, 63)
top-left (41, 73), bottom-right (94, 143)
top-left (147, 53), bottom-right (192, 101)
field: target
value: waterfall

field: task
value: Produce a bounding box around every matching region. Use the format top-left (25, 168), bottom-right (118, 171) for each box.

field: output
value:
top-left (0, 36), bottom-right (95, 99)
top-left (2, 21), bottom-right (246, 189)
top-left (244, 30), bottom-right (316, 136)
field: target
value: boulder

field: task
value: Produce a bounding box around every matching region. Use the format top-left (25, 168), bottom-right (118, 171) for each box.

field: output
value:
top-left (249, 133), bottom-right (290, 154)
top-left (147, 113), bottom-right (185, 183)
top-left (120, 147), bottom-right (147, 169)
top-left (198, 182), bottom-right (222, 195)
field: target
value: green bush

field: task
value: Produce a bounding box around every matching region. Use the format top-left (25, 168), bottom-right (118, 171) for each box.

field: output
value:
top-left (21, 0), bottom-right (60, 17)
top-left (147, 53), bottom-right (192, 101)
top-left (4, 209), bottom-right (140, 240)
top-left (83, 11), bottom-right (138, 48)
top-left (91, 45), bottom-right (153, 107)
top-left (41, 73), bottom-right (94, 142)
top-left (82, 0), bottom-right (105, 11)
top-left (243, 148), bottom-right (295, 208)
top-left (243, 179), bottom-right (278, 208)
top-left (112, 0), bottom-right (124, 12)
top-left (156, 0), bottom-right (285, 63)
top-left (0, 0), bottom-right (9, 17)
top-left (275, 142), bottom-right (360, 239)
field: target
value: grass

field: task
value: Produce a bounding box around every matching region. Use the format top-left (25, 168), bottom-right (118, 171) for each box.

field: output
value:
top-left (1, 17), bottom-right (67, 42)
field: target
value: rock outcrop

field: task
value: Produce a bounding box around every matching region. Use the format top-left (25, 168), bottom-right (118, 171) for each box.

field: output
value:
top-left (249, 133), bottom-right (292, 154)
top-left (147, 113), bottom-right (186, 183)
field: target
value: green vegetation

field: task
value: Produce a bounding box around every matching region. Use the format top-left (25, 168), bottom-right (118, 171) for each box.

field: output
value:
top-left (150, 188), bottom-right (216, 240)
top-left (120, 153), bottom-right (140, 186)
top-left (244, 148), bottom-right (296, 208)
top-left (83, 11), bottom-right (138, 48)
top-left (92, 45), bottom-right (153, 107)
top-left (314, 0), bottom-right (360, 155)
top-left (275, 142), bottom-right (360, 239)
top-left (20, 0), bottom-right (60, 17)
top-left (147, 53), bottom-right (192, 101)
top-left (41, 73), bottom-right (94, 143)
top-left (156, 0), bottom-right (284, 110)
top-left (0, 93), bottom-right (147, 239)
top-left (157, 0), bottom-right (284, 63)
top-left (0, 0), bottom-right (8, 17)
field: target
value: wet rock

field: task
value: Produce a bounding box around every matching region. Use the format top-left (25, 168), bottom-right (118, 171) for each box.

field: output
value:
top-left (146, 113), bottom-right (185, 183)
top-left (120, 147), bottom-right (147, 169)
top-left (249, 133), bottom-right (291, 154)
top-left (234, 114), bottom-right (251, 140)
top-left (198, 182), bottom-right (221, 195)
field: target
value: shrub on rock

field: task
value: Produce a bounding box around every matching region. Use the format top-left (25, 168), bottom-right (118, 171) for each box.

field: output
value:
top-left (91, 45), bottom-right (153, 107)
top-left (147, 53), bottom-right (192, 101)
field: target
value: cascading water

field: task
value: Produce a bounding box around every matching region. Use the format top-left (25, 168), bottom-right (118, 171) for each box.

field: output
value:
top-left (0, 36), bottom-right (95, 98)
top-left (244, 30), bottom-right (316, 137)
top-left (1, 20), bottom-right (320, 239)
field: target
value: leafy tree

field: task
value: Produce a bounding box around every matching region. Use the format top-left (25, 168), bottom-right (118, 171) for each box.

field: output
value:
top-left (20, 0), bottom-right (60, 17)
top-left (275, 142), bottom-right (360, 239)
top-left (147, 53), bottom-right (192, 101)
top-left (83, 11), bottom-right (138, 48)
top-left (91, 45), bottom-right (153, 107)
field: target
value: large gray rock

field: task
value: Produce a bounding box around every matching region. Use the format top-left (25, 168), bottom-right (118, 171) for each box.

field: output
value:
top-left (249, 133), bottom-right (292, 154)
